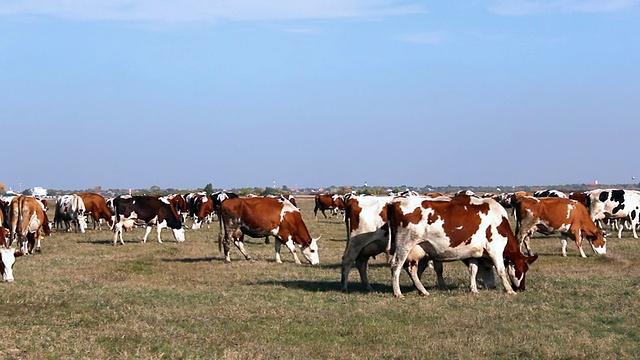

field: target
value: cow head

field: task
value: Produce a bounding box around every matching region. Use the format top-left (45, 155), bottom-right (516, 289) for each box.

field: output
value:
top-left (300, 236), bottom-right (321, 265)
top-left (1, 247), bottom-right (24, 282)
top-left (172, 227), bottom-right (186, 242)
top-left (587, 229), bottom-right (607, 255)
top-left (506, 254), bottom-right (538, 291)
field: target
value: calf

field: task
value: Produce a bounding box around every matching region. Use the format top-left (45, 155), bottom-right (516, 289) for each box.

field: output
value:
top-left (515, 197), bottom-right (606, 257)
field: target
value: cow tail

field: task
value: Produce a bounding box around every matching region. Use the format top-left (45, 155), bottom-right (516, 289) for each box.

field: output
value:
top-left (385, 203), bottom-right (397, 261)
top-left (217, 210), bottom-right (223, 252)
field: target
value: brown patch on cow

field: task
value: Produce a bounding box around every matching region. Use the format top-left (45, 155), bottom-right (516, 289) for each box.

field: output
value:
top-left (401, 207), bottom-right (423, 227)
top-left (345, 199), bottom-right (362, 234)
top-left (424, 200), bottom-right (485, 248)
top-left (485, 226), bottom-right (493, 243)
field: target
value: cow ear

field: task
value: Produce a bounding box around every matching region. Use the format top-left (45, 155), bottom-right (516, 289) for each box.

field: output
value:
top-left (527, 254), bottom-right (538, 265)
top-left (15, 250), bottom-right (25, 258)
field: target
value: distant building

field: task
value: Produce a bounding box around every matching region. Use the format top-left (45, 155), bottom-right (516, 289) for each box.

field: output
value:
top-left (31, 187), bottom-right (47, 197)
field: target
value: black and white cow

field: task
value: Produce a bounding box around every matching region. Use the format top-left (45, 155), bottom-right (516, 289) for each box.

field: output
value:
top-left (112, 195), bottom-right (186, 245)
top-left (533, 189), bottom-right (568, 198)
top-left (587, 189), bottom-right (640, 238)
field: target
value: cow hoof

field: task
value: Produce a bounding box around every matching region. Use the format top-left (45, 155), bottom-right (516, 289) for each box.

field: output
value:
top-left (394, 294), bottom-right (405, 300)
top-left (419, 291), bottom-right (430, 297)
top-left (35, 248), bottom-right (42, 253)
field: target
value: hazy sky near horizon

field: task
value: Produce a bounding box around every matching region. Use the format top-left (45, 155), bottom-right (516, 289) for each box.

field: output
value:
top-left (2, 1), bottom-right (639, 191)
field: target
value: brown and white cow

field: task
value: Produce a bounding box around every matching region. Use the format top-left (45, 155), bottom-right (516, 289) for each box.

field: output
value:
top-left (112, 195), bottom-right (186, 245)
top-left (218, 197), bottom-right (320, 264)
top-left (8, 196), bottom-right (52, 254)
top-left (387, 196), bottom-right (537, 299)
top-left (515, 197), bottom-right (607, 257)
top-left (314, 194), bottom-right (345, 219)
top-left (77, 192), bottom-right (114, 230)
top-left (1, 222), bottom-right (24, 282)
top-left (188, 193), bottom-right (214, 230)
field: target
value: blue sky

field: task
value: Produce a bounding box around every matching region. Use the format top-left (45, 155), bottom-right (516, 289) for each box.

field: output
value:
top-left (1, 1), bottom-right (639, 191)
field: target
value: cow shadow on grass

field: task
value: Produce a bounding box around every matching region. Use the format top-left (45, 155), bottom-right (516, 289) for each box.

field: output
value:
top-left (75, 239), bottom-right (114, 245)
top-left (160, 256), bottom-right (223, 263)
top-left (251, 279), bottom-right (432, 295)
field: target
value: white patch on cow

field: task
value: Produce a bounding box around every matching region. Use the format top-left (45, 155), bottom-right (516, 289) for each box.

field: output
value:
top-left (159, 197), bottom-right (170, 205)
top-left (566, 204), bottom-right (574, 219)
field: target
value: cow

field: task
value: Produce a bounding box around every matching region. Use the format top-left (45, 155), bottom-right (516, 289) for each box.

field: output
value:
top-left (514, 197), bottom-right (607, 258)
top-left (8, 195), bottom-right (52, 254)
top-left (387, 195), bottom-right (538, 299)
top-left (341, 195), bottom-right (396, 292)
top-left (1, 223), bottom-right (24, 282)
top-left (534, 189), bottom-right (568, 198)
top-left (161, 194), bottom-right (189, 223)
top-left (188, 193), bottom-right (214, 230)
top-left (211, 191), bottom-right (240, 219)
top-left (568, 191), bottom-right (590, 208)
top-left (77, 192), bottom-right (114, 230)
top-left (587, 189), bottom-right (640, 239)
top-left (53, 194), bottom-right (88, 233)
top-left (112, 195), bottom-right (186, 245)
top-left (314, 194), bottom-right (345, 219)
top-left (218, 197), bottom-right (320, 264)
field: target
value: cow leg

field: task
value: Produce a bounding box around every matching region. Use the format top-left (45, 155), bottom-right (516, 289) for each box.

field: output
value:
top-left (142, 226), bottom-right (153, 243)
top-left (113, 223), bottom-right (125, 245)
top-left (156, 225), bottom-right (163, 244)
top-left (275, 239), bottom-right (283, 263)
top-left (432, 261), bottom-right (447, 290)
top-left (467, 260), bottom-right (480, 293)
top-left (390, 246), bottom-right (413, 299)
top-left (404, 262), bottom-right (430, 296)
top-left (233, 238), bottom-right (251, 261)
top-left (280, 237), bottom-right (301, 264)
top-left (486, 248), bottom-right (517, 295)
top-left (570, 230), bottom-right (587, 258)
top-left (355, 258), bottom-right (373, 292)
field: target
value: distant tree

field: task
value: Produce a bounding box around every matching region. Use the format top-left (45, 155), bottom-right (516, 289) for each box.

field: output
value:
top-left (203, 183), bottom-right (214, 194)
top-left (281, 184), bottom-right (289, 192)
top-left (92, 185), bottom-right (102, 193)
top-left (261, 187), bottom-right (279, 196)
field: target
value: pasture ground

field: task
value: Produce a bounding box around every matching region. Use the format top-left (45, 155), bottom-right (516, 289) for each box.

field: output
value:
top-left (1, 196), bottom-right (639, 359)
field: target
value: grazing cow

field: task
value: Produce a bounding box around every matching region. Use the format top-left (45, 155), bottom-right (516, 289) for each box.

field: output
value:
top-left (387, 196), bottom-right (537, 299)
top-left (1, 224), bottom-right (24, 282)
top-left (188, 194), bottom-right (214, 230)
top-left (77, 192), bottom-right (114, 230)
top-left (587, 189), bottom-right (640, 239)
top-left (8, 196), bottom-right (52, 254)
top-left (53, 194), bottom-right (88, 233)
top-left (534, 189), bottom-right (568, 198)
top-left (218, 197), bottom-right (320, 264)
top-left (515, 197), bottom-right (607, 258)
top-left (161, 194), bottom-right (189, 223)
top-left (112, 195), bottom-right (186, 245)
top-left (314, 194), bottom-right (345, 219)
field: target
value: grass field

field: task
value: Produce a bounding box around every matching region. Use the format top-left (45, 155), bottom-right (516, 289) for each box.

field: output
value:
top-left (1, 195), bottom-right (639, 359)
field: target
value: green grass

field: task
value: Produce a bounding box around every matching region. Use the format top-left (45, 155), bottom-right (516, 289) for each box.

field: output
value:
top-left (1, 196), bottom-right (639, 359)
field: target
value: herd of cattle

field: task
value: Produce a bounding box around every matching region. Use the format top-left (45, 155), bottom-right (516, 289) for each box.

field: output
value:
top-left (1, 187), bottom-right (639, 298)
